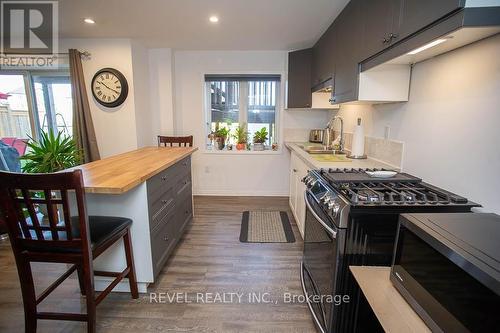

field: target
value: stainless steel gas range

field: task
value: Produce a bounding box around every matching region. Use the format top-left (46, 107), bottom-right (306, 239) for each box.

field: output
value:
top-left (300, 168), bottom-right (480, 333)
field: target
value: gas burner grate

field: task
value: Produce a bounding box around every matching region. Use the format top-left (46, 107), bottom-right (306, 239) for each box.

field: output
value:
top-left (330, 180), bottom-right (467, 206)
top-left (313, 168), bottom-right (473, 207)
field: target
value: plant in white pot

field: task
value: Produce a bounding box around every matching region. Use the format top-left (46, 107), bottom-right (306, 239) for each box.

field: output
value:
top-left (252, 127), bottom-right (268, 151)
top-left (209, 123), bottom-right (230, 150)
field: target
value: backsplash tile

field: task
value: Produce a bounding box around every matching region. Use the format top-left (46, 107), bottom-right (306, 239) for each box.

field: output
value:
top-left (339, 132), bottom-right (403, 169)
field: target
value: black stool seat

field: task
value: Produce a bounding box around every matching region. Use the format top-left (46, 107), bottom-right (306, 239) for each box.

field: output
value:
top-left (81, 216), bottom-right (132, 250)
top-left (27, 216), bottom-right (132, 253)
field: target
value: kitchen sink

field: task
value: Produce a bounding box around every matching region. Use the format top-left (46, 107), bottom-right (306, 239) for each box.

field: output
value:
top-left (300, 145), bottom-right (346, 155)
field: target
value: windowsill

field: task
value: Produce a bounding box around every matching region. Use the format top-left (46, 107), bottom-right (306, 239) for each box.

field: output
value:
top-left (202, 149), bottom-right (283, 155)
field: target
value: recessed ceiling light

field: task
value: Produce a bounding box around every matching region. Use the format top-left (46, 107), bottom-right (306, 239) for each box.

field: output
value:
top-left (407, 39), bottom-right (447, 55)
top-left (209, 16), bottom-right (219, 23)
top-left (84, 18), bottom-right (95, 24)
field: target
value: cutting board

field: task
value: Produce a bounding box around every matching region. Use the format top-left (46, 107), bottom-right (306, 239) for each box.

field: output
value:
top-left (311, 154), bottom-right (352, 163)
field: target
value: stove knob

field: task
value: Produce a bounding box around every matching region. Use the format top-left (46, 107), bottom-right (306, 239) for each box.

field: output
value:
top-left (332, 203), bottom-right (341, 217)
top-left (321, 195), bottom-right (331, 204)
top-left (327, 200), bottom-right (341, 216)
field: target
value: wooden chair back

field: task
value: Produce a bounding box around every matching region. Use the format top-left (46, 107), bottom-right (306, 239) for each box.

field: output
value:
top-left (157, 135), bottom-right (193, 147)
top-left (0, 170), bottom-right (91, 254)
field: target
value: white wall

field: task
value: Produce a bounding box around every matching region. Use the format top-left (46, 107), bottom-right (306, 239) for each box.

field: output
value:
top-left (131, 41), bottom-right (154, 147)
top-left (173, 50), bottom-right (330, 196)
top-left (339, 34), bottom-right (500, 213)
top-left (149, 48), bottom-right (175, 136)
top-left (61, 38), bottom-right (139, 157)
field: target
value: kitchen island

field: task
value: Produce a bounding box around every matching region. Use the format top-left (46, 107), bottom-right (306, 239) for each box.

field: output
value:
top-left (70, 146), bottom-right (197, 293)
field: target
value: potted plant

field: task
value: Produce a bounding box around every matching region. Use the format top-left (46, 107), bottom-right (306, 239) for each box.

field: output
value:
top-left (211, 123), bottom-right (230, 150)
top-left (21, 131), bottom-right (81, 173)
top-left (20, 131), bottom-right (81, 221)
top-left (253, 127), bottom-right (268, 151)
top-left (233, 124), bottom-right (248, 151)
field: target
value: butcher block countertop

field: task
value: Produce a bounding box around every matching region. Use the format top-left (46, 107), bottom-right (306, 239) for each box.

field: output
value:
top-left (70, 146), bottom-right (197, 194)
top-left (350, 266), bottom-right (431, 333)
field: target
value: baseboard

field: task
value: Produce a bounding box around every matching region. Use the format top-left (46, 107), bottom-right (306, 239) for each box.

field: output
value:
top-left (193, 189), bottom-right (290, 197)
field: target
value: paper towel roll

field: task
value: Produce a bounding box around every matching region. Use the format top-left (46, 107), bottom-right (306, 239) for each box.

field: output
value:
top-left (351, 118), bottom-right (365, 157)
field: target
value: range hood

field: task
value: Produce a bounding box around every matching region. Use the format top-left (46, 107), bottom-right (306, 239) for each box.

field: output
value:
top-left (362, 4), bottom-right (500, 71)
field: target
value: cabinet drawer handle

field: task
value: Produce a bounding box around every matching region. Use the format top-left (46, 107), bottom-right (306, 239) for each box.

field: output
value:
top-left (185, 210), bottom-right (189, 214)
top-left (389, 33), bottom-right (398, 40)
top-left (163, 235), bottom-right (169, 241)
top-left (161, 176), bottom-right (167, 181)
top-left (293, 169), bottom-right (297, 173)
top-left (184, 180), bottom-right (188, 185)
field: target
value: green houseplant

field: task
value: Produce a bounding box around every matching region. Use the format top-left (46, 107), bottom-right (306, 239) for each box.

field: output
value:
top-left (210, 122), bottom-right (230, 150)
top-left (19, 131), bottom-right (81, 222)
top-left (253, 127), bottom-right (268, 151)
top-left (21, 131), bottom-right (81, 173)
top-left (233, 124), bottom-right (248, 151)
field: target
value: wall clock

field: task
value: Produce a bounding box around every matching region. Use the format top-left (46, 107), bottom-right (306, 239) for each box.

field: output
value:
top-left (91, 68), bottom-right (128, 107)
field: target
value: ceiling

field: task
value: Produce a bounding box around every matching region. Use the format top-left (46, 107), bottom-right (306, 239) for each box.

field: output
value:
top-left (58, 0), bottom-right (349, 50)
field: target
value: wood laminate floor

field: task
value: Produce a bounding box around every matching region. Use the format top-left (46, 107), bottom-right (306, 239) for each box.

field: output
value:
top-left (0, 196), bottom-right (316, 333)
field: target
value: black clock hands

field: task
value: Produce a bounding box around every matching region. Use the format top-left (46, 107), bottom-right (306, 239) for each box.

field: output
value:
top-left (97, 81), bottom-right (120, 95)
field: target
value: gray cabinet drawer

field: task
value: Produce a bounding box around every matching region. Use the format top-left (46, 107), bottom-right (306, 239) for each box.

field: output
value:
top-left (174, 156), bottom-right (191, 178)
top-left (176, 172), bottom-right (192, 198)
top-left (150, 210), bottom-right (177, 277)
top-left (147, 156), bottom-right (191, 197)
top-left (175, 194), bottom-right (193, 232)
top-left (149, 187), bottom-right (175, 231)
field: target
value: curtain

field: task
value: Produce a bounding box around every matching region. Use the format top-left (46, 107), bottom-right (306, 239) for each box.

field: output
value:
top-left (69, 49), bottom-right (100, 163)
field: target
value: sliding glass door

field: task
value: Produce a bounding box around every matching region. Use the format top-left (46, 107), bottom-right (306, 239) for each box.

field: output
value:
top-left (32, 75), bottom-right (73, 136)
top-left (0, 71), bottom-right (72, 141)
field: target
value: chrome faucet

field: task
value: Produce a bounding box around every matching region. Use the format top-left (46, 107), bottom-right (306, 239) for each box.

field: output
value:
top-left (327, 115), bottom-right (344, 153)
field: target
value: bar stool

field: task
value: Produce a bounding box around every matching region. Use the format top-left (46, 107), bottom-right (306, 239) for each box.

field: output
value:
top-left (157, 135), bottom-right (193, 147)
top-left (0, 170), bottom-right (139, 333)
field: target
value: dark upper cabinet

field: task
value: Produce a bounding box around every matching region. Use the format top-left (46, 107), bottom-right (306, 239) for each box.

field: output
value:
top-left (394, 0), bottom-right (465, 42)
top-left (361, 0), bottom-right (465, 61)
top-left (332, 0), bottom-right (363, 104)
top-left (360, 0), bottom-right (399, 61)
top-left (310, 0), bottom-right (467, 104)
top-left (287, 48), bottom-right (312, 108)
top-left (311, 22), bottom-right (337, 89)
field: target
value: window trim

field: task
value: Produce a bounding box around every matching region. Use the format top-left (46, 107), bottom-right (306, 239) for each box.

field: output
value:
top-left (203, 72), bottom-right (283, 154)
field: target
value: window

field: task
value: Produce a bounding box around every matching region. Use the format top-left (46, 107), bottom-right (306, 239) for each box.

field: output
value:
top-left (205, 74), bottom-right (280, 151)
top-left (0, 71), bottom-right (73, 142)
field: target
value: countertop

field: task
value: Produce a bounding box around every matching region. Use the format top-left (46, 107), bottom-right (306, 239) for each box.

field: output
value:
top-left (285, 142), bottom-right (399, 170)
top-left (70, 146), bottom-right (198, 194)
top-left (350, 266), bottom-right (431, 333)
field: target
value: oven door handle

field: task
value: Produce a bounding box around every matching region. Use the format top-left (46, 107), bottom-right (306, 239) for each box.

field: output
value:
top-left (305, 191), bottom-right (337, 238)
